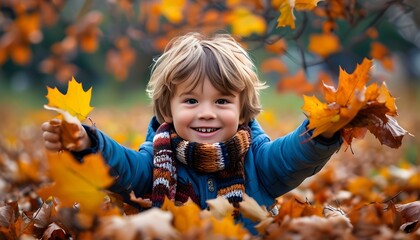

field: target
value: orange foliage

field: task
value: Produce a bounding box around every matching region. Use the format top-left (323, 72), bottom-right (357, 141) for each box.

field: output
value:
top-left (106, 37), bottom-right (136, 81)
top-left (277, 70), bottom-right (314, 95)
top-left (308, 33), bottom-right (341, 58)
top-left (370, 41), bottom-right (394, 71)
top-left (37, 151), bottom-right (113, 215)
top-left (302, 58), bottom-right (409, 148)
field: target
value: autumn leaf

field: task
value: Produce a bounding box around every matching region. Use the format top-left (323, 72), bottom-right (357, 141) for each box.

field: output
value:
top-left (302, 58), bottom-right (410, 148)
top-left (265, 38), bottom-right (287, 54)
top-left (396, 201), bottom-right (420, 233)
top-left (210, 215), bottom-right (250, 239)
top-left (37, 151), bottom-right (113, 215)
top-left (161, 197), bottom-right (203, 234)
top-left (278, 70), bottom-right (314, 95)
top-left (370, 41), bottom-right (393, 71)
top-left (276, 0), bottom-right (323, 29)
top-left (308, 33), bottom-right (341, 58)
top-left (261, 58), bottom-right (288, 75)
top-left (44, 108), bottom-right (86, 151)
top-left (45, 76), bottom-right (93, 121)
top-left (239, 194), bottom-right (270, 222)
top-left (228, 7), bottom-right (266, 37)
top-left (158, 0), bottom-right (185, 24)
top-left (94, 208), bottom-right (178, 239)
top-left (276, 1), bottom-right (295, 29)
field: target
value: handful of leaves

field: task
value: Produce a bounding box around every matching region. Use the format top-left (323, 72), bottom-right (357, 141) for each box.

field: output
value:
top-left (302, 58), bottom-right (411, 149)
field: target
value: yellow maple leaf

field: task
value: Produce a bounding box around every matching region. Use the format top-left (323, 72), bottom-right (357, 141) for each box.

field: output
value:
top-left (229, 7), bottom-right (267, 37)
top-left (37, 151), bottom-right (114, 215)
top-left (45, 76), bottom-right (93, 121)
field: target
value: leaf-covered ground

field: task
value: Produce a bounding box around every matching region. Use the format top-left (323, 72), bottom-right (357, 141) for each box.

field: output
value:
top-left (0, 86), bottom-right (419, 239)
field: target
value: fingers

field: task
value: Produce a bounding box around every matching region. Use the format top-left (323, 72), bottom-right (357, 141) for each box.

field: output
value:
top-left (44, 140), bottom-right (63, 151)
top-left (41, 119), bottom-right (63, 151)
top-left (41, 119), bottom-right (61, 133)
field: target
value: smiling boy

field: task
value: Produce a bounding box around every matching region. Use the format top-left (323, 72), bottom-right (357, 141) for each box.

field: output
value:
top-left (42, 32), bottom-right (342, 233)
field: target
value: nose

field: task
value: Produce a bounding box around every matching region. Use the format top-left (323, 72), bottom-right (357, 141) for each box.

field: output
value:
top-left (197, 102), bottom-right (216, 120)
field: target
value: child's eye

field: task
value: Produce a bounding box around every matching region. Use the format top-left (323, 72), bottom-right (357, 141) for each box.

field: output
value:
top-left (185, 99), bottom-right (198, 104)
top-left (216, 99), bottom-right (229, 104)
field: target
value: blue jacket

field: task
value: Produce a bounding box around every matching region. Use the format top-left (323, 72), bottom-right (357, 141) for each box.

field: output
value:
top-left (79, 117), bottom-right (342, 233)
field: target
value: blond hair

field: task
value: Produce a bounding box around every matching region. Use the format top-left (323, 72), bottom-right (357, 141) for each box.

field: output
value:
top-left (146, 32), bottom-right (266, 124)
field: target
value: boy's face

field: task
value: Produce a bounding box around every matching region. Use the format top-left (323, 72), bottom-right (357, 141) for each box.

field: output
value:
top-left (163, 77), bottom-right (242, 143)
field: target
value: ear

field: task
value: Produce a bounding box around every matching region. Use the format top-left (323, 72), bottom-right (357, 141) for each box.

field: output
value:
top-left (163, 114), bottom-right (173, 123)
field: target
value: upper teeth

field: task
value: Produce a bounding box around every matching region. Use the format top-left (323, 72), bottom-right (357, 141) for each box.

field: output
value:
top-left (196, 128), bottom-right (216, 133)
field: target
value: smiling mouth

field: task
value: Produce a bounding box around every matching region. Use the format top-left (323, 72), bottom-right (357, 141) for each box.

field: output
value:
top-left (193, 127), bottom-right (219, 133)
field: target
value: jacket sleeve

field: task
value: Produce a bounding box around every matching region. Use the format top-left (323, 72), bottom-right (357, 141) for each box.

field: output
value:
top-left (72, 125), bottom-right (153, 197)
top-left (253, 119), bottom-right (342, 197)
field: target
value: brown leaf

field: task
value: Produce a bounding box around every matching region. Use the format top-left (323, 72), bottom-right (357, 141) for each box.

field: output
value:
top-left (396, 201), bottom-right (420, 233)
top-left (42, 222), bottom-right (67, 240)
top-left (33, 198), bottom-right (55, 229)
top-left (0, 205), bottom-right (14, 228)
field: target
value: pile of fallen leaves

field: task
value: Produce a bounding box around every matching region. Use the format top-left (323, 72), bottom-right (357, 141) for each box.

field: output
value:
top-left (1, 58), bottom-right (419, 239)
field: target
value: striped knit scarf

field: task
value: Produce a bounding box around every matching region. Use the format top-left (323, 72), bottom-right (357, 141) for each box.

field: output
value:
top-left (151, 122), bottom-right (251, 208)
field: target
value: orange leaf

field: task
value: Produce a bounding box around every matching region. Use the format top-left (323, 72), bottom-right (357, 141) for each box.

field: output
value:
top-left (45, 76), bottom-right (93, 121)
top-left (370, 41), bottom-right (394, 71)
top-left (276, 1), bottom-right (295, 29)
top-left (302, 58), bottom-right (372, 138)
top-left (161, 197), bottom-right (203, 234)
top-left (265, 38), bottom-right (287, 54)
top-left (277, 70), bottom-right (314, 95)
top-left (308, 33), bottom-right (341, 58)
top-left (37, 152), bottom-right (114, 215)
top-left (260, 58), bottom-right (288, 75)
top-left (210, 215), bottom-right (250, 239)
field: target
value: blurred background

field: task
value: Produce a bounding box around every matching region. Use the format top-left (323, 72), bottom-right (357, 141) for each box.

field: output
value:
top-left (0, 0), bottom-right (419, 175)
top-left (1, 0), bottom-right (419, 106)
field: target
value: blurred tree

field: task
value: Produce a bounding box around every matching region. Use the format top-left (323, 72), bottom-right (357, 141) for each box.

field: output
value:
top-left (0, 0), bottom-right (418, 97)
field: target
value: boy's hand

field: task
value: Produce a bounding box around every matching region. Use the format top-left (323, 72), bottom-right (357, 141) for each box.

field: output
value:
top-left (41, 119), bottom-right (91, 152)
top-left (320, 130), bottom-right (337, 139)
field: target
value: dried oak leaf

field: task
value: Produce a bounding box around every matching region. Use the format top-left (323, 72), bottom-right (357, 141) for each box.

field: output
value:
top-left (37, 151), bottom-right (114, 215)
